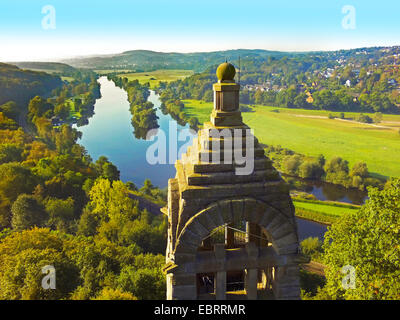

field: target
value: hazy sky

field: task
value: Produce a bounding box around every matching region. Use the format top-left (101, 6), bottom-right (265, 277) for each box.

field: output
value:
top-left (1, 0), bottom-right (400, 61)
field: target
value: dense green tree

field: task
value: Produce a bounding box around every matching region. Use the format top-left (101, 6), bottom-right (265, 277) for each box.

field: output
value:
top-left (0, 143), bottom-right (23, 164)
top-left (301, 237), bottom-right (323, 260)
top-left (294, 92), bottom-right (309, 108)
top-left (102, 162), bottom-right (120, 181)
top-left (95, 156), bottom-right (120, 181)
top-left (372, 112), bottom-right (383, 123)
top-left (11, 194), bottom-right (48, 230)
top-left (0, 101), bottom-right (20, 121)
top-left (118, 254), bottom-right (166, 300)
top-left (0, 162), bottom-right (36, 227)
top-left (92, 287), bottom-right (137, 300)
top-left (323, 179), bottom-right (400, 299)
top-left (281, 155), bottom-right (302, 176)
top-left (28, 96), bottom-right (53, 122)
top-left (55, 125), bottom-right (82, 154)
top-left (298, 160), bottom-right (324, 179)
top-left (350, 162), bottom-right (369, 179)
top-left (140, 179), bottom-right (155, 196)
top-left (125, 181), bottom-right (138, 192)
top-left (45, 197), bottom-right (75, 231)
top-left (0, 232), bottom-right (80, 299)
top-left (88, 179), bottom-right (139, 222)
top-left (54, 103), bottom-right (70, 120)
top-left (0, 112), bottom-right (18, 130)
top-left (356, 113), bottom-right (373, 123)
top-left (77, 208), bottom-right (99, 237)
top-left (324, 157), bottom-right (351, 187)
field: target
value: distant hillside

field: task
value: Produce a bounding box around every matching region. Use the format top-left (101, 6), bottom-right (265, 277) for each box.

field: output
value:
top-left (10, 61), bottom-right (77, 74)
top-left (62, 49), bottom-right (293, 72)
top-left (61, 46), bottom-right (400, 74)
top-left (158, 46), bottom-right (400, 115)
top-left (0, 63), bottom-right (63, 106)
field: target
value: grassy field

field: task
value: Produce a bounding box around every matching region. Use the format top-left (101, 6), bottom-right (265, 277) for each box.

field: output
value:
top-left (182, 99), bottom-right (400, 178)
top-left (65, 96), bottom-right (84, 119)
top-left (182, 99), bottom-right (213, 123)
top-left (116, 69), bottom-right (194, 89)
top-left (61, 76), bottom-right (75, 82)
top-left (293, 199), bottom-right (360, 224)
top-left (293, 200), bottom-right (359, 217)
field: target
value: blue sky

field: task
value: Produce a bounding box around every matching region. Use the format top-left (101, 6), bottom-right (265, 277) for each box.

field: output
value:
top-left (1, 0), bottom-right (400, 61)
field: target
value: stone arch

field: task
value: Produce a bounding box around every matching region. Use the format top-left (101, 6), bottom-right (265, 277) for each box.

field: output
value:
top-left (174, 197), bottom-right (299, 257)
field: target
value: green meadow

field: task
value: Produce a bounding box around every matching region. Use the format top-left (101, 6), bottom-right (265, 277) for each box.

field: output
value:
top-left (65, 95), bottom-right (85, 120)
top-left (61, 76), bottom-right (75, 82)
top-left (293, 199), bottom-right (360, 224)
top-left (182, 99), bottom-right (400, 179)
top-left (293, 200), bottom-right (359, 217)
top-left (182, 99), bottom-right (213, 123)
top-left (117, 69), bottom-right (194, 89)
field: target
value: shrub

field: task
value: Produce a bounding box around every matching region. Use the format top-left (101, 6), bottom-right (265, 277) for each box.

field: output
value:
top-left (300, 270), bottom-right (326, 298)
top-left (11, 194), bottom-right (48, 230)
top-left (92, 288), bottom-right (137, 300)
top-left (281, 155), bottom-right (302, 176)
top-left (118, 265), bottom-right (166, 300)
top-left (298, 160), bottom-right (324, 179)
top-left (301, 237), bottom-right (323, 259)
top-left (372, 112), bottom-right (383, 123)
top-left (356, 113), bottom-right (373, 123)
top-left (323, 179), bottom-right (400, 299)
top-left (324, 157), bottom-right (351, 187)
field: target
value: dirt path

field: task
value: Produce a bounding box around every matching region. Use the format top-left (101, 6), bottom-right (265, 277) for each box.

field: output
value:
top-left (289, 113), bottom-right (395, 130)
top-left (335, 117), bottom-right (392, 129)
top-left (382, 120), bottom-right (400, 125)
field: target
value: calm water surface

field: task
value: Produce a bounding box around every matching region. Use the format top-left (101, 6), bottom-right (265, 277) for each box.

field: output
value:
top-left (76, 77), bottom-right (194, 188)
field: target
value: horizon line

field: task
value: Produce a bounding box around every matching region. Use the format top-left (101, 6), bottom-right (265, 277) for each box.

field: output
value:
top-left (3, 44), bottom-right (400, 64)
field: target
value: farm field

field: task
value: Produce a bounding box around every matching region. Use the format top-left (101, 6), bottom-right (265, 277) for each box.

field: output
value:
top-left (182, 99), bottom-right (400, 178)
top-left (116, 69), bottom-right (194, 89)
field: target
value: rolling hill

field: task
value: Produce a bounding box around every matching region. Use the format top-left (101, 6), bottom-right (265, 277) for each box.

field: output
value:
top-left (9, 62), bottom-right (77, 75)
top-left (0, 63), bottom-right (63, 106)
top-left (62, 49), bottom-right (294, 72)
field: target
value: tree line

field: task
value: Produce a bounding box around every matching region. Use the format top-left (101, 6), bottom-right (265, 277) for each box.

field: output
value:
top-left (108, 75), bottom-right (159, 139)
top-left (156, 46), bottom-right (400, 114)
top-left (265, 145), bottom-right (383, 190)
top-left (0, 63), bottom-right (62, 107)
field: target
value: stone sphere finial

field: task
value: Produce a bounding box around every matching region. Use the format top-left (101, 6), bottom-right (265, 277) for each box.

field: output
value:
top-left (216, 62), bottom-right (236, 82)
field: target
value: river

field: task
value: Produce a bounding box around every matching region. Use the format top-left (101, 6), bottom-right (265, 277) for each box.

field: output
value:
top-left (286, 176), bottom-right (367, 205)
top-left (77, 77), bottom-right (328, 240)
top-left (76, 77), bottom-right (194, 188)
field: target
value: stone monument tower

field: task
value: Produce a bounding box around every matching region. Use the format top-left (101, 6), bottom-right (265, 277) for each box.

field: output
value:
top-left (163, 62), bottom-right (303, 300)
